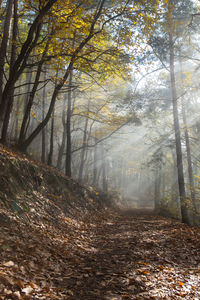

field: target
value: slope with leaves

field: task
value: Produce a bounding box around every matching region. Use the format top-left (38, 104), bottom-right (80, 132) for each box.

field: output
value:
top-left (0, 143), bottom-right (116, 299)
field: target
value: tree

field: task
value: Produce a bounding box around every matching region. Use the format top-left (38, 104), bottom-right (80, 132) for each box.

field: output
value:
top-left (0, 0), bottom-right (58, 130)
top-left (145, 0), bottom-right (196, 223)
top-left (0, 0), bottom-right (14, 108)
top-left (1, 0), bottom-right (18, 142)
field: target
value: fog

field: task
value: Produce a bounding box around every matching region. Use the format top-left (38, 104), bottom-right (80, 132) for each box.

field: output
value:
top-left (13, 39), bottom-right (199, 217)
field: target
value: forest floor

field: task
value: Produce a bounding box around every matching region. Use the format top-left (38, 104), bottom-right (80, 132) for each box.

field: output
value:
top-left (0, 208), bottom-right (200, 300)
top-left (0, 144), bottom-right (200, 299)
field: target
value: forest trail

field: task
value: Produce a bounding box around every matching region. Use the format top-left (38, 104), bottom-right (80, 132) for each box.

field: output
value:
top-left (1, 202), bottom-right (200, 299)
top-left (0, 145), bottom-right (200, 299)
top-left (61, 210), bottom-right (200, 300)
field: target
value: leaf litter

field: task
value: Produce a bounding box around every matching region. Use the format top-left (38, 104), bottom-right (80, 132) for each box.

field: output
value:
top-left (0, 144), bottom-right (200, 299)
top-left (0, 209), bottom-right (200, 299)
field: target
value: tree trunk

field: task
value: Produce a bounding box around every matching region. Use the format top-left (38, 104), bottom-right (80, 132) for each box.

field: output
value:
top-left (57, 93), bottom-right (67, 170)
top-left (41, 68), bottom-right (47, 163)
top-left (65, 31), bottom-right (77, 177)
top-left (1, 0), bottom-right (18, 143)
top-left (46, 68), bottom-right (58, 166)
top-left (19, 42), bottom-right (49, 146)
top-left (96, 166), bottom-right (102, 188)
top-left (101, 144), bottom-right (108, 192)
top-left (179, 58), bottom-right (197, 213)
top-left (78, 100), bottom-right (90, 182)
top-left (0, 0), bottom-right (13, 108)
top-left (47, 110), bottom-right (54, 166)
top-left (181, 98), bottom-right (196, 211)
top-left (14, 95), bottom-right (20, 141)
top-left (154, 168), bottom-right (161, 212)
top-left (92, 137), bottom-right (98, 186)
top-left (171, 149), bottom-right (179, 204)
top-left (65, 69), bottom-right (73, 177)
top-left (18, 40), bottom-right (49, 145)
top-left (12, 76), bottom-right (22, 141)
top-left (169, 32), bottom-right (189, 223)
top-left (18, 60), bottom-right (44, 144)
top-left (57, 125), bottom-right (66, 170)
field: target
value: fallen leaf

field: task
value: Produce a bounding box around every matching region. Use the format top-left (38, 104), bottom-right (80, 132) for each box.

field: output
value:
top-left (16, 279), bottom-right (24, 289)
top-left (3, 261), bottom-right (15, 267)
top-left (140, 270), bottom-right (150, 275)
top-left (179, 282), bottom-right (184, 287)
top-left (13, 291), bottom-right (21, 299)
top-left (22, 286), bottom-right (33, 295)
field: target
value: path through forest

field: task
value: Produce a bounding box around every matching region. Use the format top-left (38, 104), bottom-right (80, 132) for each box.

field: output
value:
top-left (1, 209), bottom-right (200, 299)
top-left (62, 210), bottom-right (200, 299)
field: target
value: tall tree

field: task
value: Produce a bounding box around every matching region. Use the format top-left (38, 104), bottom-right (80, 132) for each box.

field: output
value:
top-left (47, 110), bottom-right (55, 166)
top-left (0, 0), bottom-right (14, 110)
top-left (179, 56), bottom-right (197, 212)
top-left (1, 0), bottom-right (18, 142)
top-left (147, 0), bottom-right (195, 223)
top-left (65, 69), bottom-right (73, 176)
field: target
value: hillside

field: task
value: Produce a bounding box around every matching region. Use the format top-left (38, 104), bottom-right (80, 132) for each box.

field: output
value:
top-left (0, 144), bottom-right (114, 299)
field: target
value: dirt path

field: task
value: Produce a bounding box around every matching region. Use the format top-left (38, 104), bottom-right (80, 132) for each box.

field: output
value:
top-left (1, 210), bottom-right (200, 299)
top-left (61, 210), bottom-right (200, 299)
